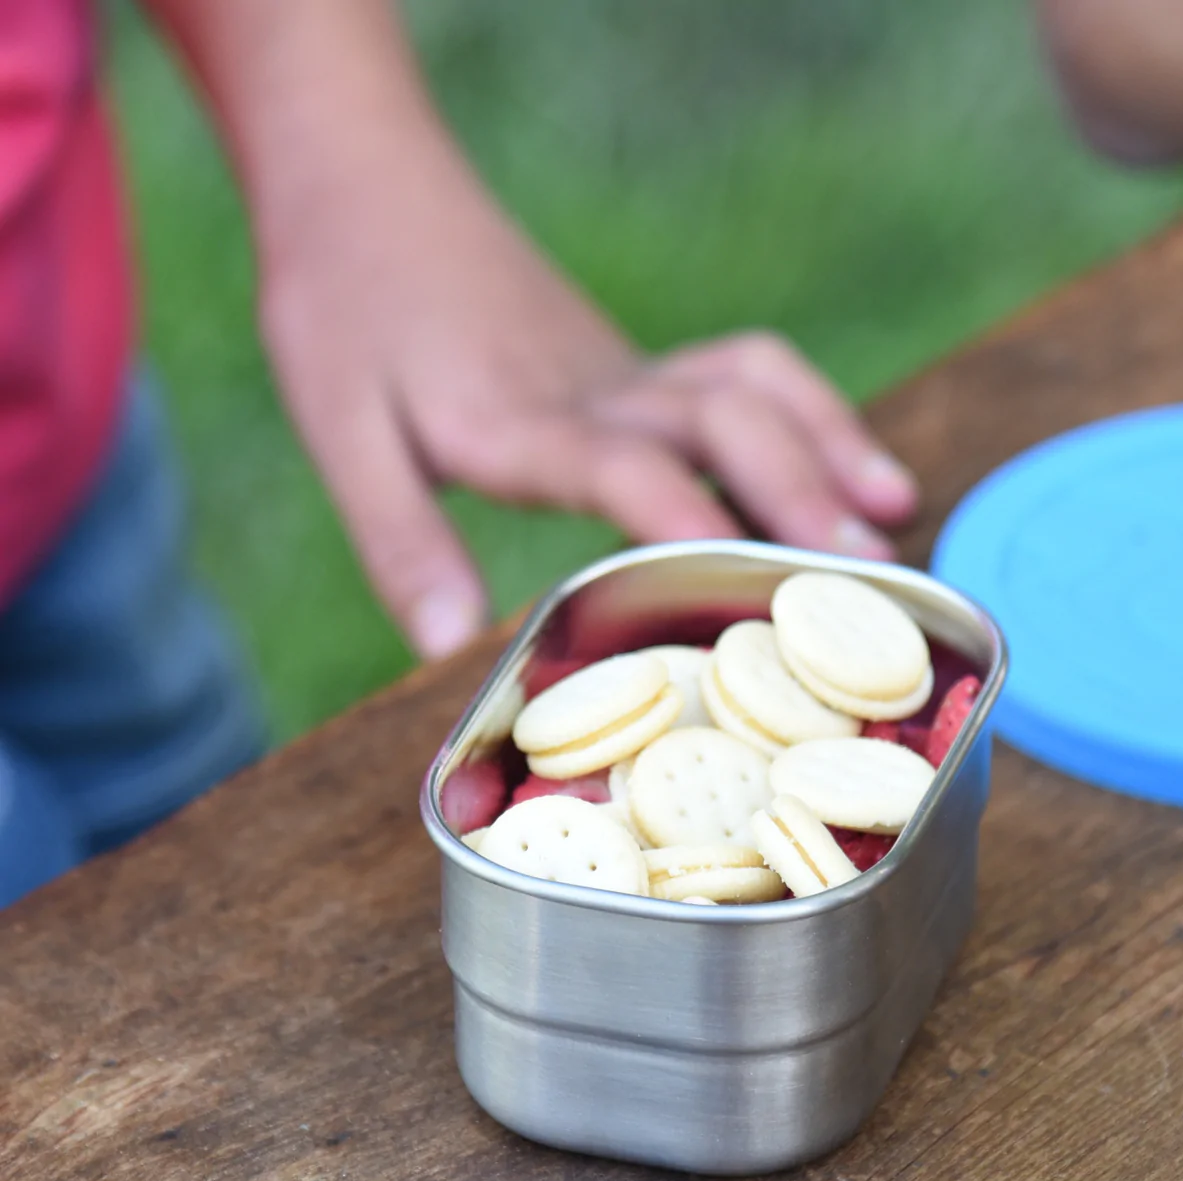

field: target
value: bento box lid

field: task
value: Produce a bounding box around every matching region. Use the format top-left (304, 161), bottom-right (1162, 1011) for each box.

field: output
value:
top-left (931, 404), bottom-right (1183, 805)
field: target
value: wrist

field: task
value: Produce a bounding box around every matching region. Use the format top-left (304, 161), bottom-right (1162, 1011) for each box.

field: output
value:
top-left (248, 84), bottom-right (477, 271)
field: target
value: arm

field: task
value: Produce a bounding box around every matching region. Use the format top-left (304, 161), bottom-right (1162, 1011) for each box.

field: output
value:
top-left (1037, 0), bottom-right (1183, 166)
top-left (137, 0), bottom-right (918, 656)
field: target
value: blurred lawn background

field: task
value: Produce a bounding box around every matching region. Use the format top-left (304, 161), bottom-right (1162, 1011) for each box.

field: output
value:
top-left (106, 0), bottom-right (1183, 740)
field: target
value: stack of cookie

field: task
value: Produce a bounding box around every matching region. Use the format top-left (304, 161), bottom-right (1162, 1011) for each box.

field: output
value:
top-left (463, 571), bottom-right (980, 905)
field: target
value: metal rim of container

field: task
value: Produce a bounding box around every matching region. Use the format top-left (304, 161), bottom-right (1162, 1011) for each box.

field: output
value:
top-left (420, 539), bottom-right (1008, 925)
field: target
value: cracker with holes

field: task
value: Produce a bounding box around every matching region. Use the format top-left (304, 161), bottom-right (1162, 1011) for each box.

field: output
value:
top-left (512, 652), bottom-right (683, 779)
top-left (772, 572), bottom-right (933, 721)
top-left (751, 793), bottom-right (860, 898)
top-left (711, 620), bottom-right (859, 746)
top-left (639, 645), bottom-right (713, 728)
top-left (479, 796), bottom-right (649, 895)
top-left (645, 845), bottom-right (785, 904)
top-left (628, 727), bottom-right (772, 848)
top-left (769, 736), bottom-right (935, 835)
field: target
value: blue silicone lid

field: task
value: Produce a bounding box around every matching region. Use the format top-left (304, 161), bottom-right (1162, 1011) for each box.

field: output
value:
top-left (931, 405), bottom-right (1183, 805)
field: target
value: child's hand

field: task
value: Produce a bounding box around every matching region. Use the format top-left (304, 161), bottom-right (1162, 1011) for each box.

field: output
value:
top-left (143, 0), bottom-right (918, 660)
top-left (260, 173), bottom-right (917, 660)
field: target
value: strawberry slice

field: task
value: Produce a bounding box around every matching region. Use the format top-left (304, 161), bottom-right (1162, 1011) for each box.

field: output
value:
top-left (440, 762), bottom-right (509, 835)
top-left (510, 773), bottom-right (612, 808)
top-left (925, 676), bottom-right (983, 767)
top-left (898, 722), bottom-right (931, 758)
top-left (861, 720), bottom-right (901, 743)
top-left (829, 827), bottom-right (896, 872)
top-left (862, 719), bottom-right (931, 760)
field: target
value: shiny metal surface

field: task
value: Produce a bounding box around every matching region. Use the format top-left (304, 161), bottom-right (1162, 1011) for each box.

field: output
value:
top-left (421, 541), bottom-right (1007, 1176)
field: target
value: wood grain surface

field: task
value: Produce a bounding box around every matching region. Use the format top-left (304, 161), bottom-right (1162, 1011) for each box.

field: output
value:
top-left (4, 223), bottom-right (1183, 1180)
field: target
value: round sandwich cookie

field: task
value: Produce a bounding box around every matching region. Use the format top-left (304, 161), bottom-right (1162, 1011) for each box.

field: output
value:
top-left (699, 651), bottom-right (786, 759)
top-left (769, 737), bottom-right (935, 835)
top-left (480, 795), bottom-right (649, 895)
top-left (772, 572), bottom-right (933, 721)
top-left (512, 652), bottom-right (683, 779)
top-left (629, 727), bottom-right (773, 848)
top-left (789, 658), bottom-right (934, 724)
top-left (644, 845), bottom-right (785, 904)
top-left (751, 793), bottom-right (860, 898)
top-left (639, 645), bottom-right (713, 728)
top-left (713, 620), bottom-right (859, 745)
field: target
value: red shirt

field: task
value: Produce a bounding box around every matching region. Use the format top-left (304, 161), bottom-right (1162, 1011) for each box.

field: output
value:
top-left (0, 1), bottom-right (131, 603)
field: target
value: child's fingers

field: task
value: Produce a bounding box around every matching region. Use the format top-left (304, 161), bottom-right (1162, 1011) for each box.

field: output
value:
top-left (693, 387), bottom-right (896, 559)
top-left (662, 332), bottom-right (919, 525)
top-left (586, 363), bottom-right (893, 557)
top-left (441, 411), bottom-right (742, 544)
top-left (294, 381), bottom-right (488, 660)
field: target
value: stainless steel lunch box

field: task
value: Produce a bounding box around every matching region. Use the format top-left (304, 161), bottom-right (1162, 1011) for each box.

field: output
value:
top-left (421, 541), bottom-right (1007, 1176)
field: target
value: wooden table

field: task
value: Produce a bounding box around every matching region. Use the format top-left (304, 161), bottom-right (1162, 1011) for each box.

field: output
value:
top-left (4, 227), bottom-right (1183, 1181)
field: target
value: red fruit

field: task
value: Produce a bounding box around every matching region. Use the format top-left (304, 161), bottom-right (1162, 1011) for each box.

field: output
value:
top-left (862, 719), bottom-right (930, 760)
top-left (898, 722), bottom-right (931, 758)
top-left (440, 762), bottom-right (508, 835)
top-left (523, 658), bottom-right (588, 701)
top-left (861, 720), bottom-right (901, 743)
top-left (830, 827), bottom-right (896, 872)
top-left (510, 773), bottom-right (612, 808)
top-left (925, 676), bottom-right (983, 767)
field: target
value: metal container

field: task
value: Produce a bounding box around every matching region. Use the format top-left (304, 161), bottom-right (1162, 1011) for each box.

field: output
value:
top-left (421, 541), bottom-right (1007, 1176)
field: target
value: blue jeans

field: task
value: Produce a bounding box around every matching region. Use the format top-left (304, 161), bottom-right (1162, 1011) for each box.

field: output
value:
top-left (0, 375), bottom-right (269, 908)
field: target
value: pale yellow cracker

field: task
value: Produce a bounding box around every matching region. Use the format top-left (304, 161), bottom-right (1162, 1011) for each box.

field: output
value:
top-left (512, 652), bottom-right (669, 753)
top-left (769, 737), bottom-right (935, 834)
top-left (788, 658), bottom-right (934, 723)
top-left (639, 645), bottom-right (713, 728)
top-left (628, 727), bottom-right (772, 848)
top-left (480, 796), bottom-right (649, 896)
top-left (525, 685), bottom-right (683, 779)
top-left (772, 572), bottom-right (931, 703)
top-left (699, 652), bottom-right (786, 759)
top-left (751, 793), bottom-right (860, 898)
top-left (713, 620), bottom-right (859, 745)
top-left (645, 844), bottom-right (785, 903)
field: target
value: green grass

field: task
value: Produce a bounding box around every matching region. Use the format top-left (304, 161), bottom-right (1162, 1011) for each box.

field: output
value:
top-left (107, 1), bottom-right (1183, 739)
